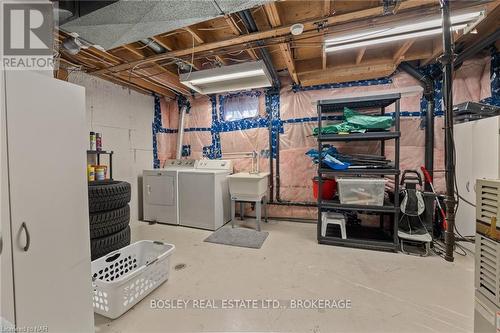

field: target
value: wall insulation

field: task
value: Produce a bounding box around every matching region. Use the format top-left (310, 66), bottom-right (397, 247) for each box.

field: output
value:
top-left (154, 55), bottom-right (496, 219)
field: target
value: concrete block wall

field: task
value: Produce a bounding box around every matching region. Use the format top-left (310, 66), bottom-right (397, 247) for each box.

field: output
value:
top-left (69, 72), bottom-right (154, 221)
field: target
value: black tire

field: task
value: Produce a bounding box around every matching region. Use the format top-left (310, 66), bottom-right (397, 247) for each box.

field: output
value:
top-left (89, 205), bottom-right (130, 239)
top-left (88, 180), bottom-right (131, 213)
top-left (91, 226), bottom-right (131, 260)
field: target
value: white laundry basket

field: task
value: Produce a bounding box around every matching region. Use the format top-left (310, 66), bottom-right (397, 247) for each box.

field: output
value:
top-left (91, 240), bottom-right (175, 319)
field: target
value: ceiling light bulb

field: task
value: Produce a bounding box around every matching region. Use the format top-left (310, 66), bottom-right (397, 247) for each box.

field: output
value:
top-left (61, 36), bottom-right (82, 55)
top-left (290, 23), bottom-right (304, 36)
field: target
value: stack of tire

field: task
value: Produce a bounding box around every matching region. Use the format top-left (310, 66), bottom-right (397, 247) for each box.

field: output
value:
top-left (88, 180), bottom-right (131, 260)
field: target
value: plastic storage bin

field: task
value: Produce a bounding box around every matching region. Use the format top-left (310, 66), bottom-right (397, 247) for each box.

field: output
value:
top-left (337, 178), bottom-right (386, 206)
top-left (91, 240), bottom-right (175, 319)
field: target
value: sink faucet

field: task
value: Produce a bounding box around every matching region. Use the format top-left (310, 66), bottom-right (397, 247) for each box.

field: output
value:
top-left (222, 150), bottom-right (260, 174)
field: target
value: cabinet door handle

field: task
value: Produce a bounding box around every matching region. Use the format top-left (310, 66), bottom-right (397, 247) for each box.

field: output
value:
top-left (0, 235), bottom-right (3, 255)
top-left (147, 185), bottom-right (151, 195)
top-left (466, 181), bottom-right (470, 192)
top-left (20, 222), bottom-right (30, 252)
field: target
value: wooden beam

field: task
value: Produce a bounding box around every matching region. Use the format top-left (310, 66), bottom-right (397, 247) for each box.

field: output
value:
top-left (55, 67), bottom-right (69, 81)
top-left (393, 40), bottom-right (414, 62)
top-left (392, 0), bottom-right (402, 14)
top-left (224, 15), bottom-right (242, 35)
top-left (92, 0), bottom-right (439, 76)
top-left (421, 0), bottom-right (500, 66)
top-left (324, 0), bottom-right (332, 17)
top-left (224, 14), bottom-right (258, 60)
top-left (151, 36), bottom-right (173, 51)
top-left (322, 45), bottom-right (327, 69)
top-left (57, 31), bottom-right (177, 97)
top-left (299, 62), bottom-right (396, 86)
top-left (264, 2), bottom-right (300, 83)
top-left (421, 33), bottom-right (457, 66)
top-left (184, 27), bottom-right (227, 65)
top-left (114, 71), bottom-right (178, 98)
top-left (119, 44), bottom-right (191, 95)
top-left (184, 27), bottom-right (204, 44)
top-left (356, 47), bottom-right (366, 64)
top-left (280, 43), bottom-right (299, 84)
top-left (263, 2), bottom-right (282, 26)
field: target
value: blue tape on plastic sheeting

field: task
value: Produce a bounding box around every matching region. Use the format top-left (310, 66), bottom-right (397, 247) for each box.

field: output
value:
top-left (210, 95), bottom-right (222, 159)
top-left (217, 117), bottom-right (269, 132)
top-left (152, 95), bottom-right (162, 168)
top-left (481, 48), bottom-right (500, 106)
top-left (415, 64), bottom-right (443, 126)
top-left (266, 88), bottom-right (281, 159)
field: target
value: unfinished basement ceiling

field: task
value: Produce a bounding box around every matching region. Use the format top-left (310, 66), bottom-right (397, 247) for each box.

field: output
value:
top-left (61, 0), bottom-right (269, 50)
top-left (56, 0), bottom-right (500, 98)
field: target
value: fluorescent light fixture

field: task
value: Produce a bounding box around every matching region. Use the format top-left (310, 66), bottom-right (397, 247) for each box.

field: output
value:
top-left (324, 10), bottom-right (483, 52)
top-left (180, 60), bottom-right (273, 94)
top-left (188, 69), bottom-right (265, 85)
top-left (325, 24), bottom-right (467, 53)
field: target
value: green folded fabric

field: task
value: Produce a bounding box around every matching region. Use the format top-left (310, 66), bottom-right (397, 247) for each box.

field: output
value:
top-left (313, 107), bottom-right (393, 135)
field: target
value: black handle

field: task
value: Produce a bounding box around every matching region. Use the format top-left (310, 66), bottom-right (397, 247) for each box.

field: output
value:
top-left (105, 252), bottom-right (120, 262)
top-left (400, 170), bottom-right (422, 186)
top-left (20, 222), bottom-right (30, 252)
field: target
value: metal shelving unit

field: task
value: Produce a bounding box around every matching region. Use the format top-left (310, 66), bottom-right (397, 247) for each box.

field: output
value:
top-left (316, 93), bottom-right (401, 252)
top-left (87, 150), bottom-right (114, 181)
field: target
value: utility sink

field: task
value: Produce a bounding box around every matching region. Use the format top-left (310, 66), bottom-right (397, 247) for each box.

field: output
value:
top-left (227, 172), bottom-right (270, 200)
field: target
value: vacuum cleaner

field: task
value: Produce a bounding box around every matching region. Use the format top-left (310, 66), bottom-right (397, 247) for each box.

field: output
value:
top-left (398, 170), bottom-right (432, 256)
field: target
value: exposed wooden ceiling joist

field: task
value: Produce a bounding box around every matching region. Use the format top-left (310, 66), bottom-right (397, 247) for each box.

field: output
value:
top-left (300, 62), bottom-right (397, 86)
top-left (356, 47), bottom-right (366, 65)
top-left (280, 43), bottom-right (299, 84)
top-left (224, 14), bottom-right (258, 60)
top-left (393, 40), bottom-right (414, 62)
top-left (184, 27), bottom-right (227, 66)
top-left (263, 1), bottom-right (299, 84)
top-left (118, 44), bottom-right (191, 95)
top-left (92, 0), bottom-right (439, 76)
top-left (421, 0), bottom-right (500, 66)
top-left (324, 0), bottom-right (332, 17)
top-left (57, 0), bottom-right (496, 95)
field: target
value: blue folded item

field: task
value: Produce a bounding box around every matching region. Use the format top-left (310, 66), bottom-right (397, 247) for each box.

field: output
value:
top-left (323, 154), bottom-right (350, 170)
top-left (305, 147), bottom-right (350, 170)
top-left (305, 147), bottom-right (337, 160)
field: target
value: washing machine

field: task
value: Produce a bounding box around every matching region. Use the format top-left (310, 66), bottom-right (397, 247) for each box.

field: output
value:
top-left (142, 159), bottom-right (195, 225)
top-left (178, 159), bottom-right (233, 230)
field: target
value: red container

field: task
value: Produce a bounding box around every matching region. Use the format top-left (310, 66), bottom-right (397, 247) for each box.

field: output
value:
top-left (312, 177), bottom-right (336, 200)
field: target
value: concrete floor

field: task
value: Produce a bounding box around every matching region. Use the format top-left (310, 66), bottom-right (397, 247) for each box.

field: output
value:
top-left (95, 219), bottom-right (475, 333)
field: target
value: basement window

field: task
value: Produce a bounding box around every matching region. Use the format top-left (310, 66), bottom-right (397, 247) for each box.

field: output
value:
top-left (221, 92), bottom-right (260, 122)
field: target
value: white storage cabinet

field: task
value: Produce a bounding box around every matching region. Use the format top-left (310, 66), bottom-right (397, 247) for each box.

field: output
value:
top-left (454, 116), bottom-right (500, 236)
top-left (0, 71), bottom-right (94, 332)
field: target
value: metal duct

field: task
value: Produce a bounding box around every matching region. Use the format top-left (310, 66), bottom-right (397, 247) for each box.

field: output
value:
top-left (140, 38), bottom-right (166, 54)
top-left (398, 63), bottom-right (433, 96)
top-left (398, 62), bottom-right (435, 190)
top-left (239, 10), bottom-right (280, 87)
